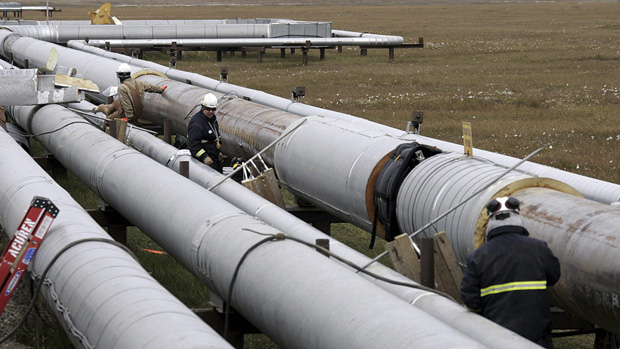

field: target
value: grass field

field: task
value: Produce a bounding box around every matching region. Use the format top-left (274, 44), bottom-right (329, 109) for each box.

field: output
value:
top-left (5, 1), bottom-right (620, 348)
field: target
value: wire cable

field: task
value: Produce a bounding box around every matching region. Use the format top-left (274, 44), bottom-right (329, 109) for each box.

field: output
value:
top-left (184, 103), bottom-right (202, 121)
top-left (0, 238), bottom-right (137, 345)
top-left (224, 234), bottom-right (280, 338)
top-left (224, 228), bottom-right (456, 338)
top-left (280, 234), bottom-right (455, 302)
top-left (7, 120), bottom-right (93, 138)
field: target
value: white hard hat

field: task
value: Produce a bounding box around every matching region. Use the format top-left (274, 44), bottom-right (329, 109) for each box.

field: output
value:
top-left (116, 63), bottom-right (131, 74)
top-left (201, 93), bottom-right (218, 108)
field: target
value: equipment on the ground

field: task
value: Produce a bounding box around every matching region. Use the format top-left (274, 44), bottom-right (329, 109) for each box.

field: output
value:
top-left (0, 196), bottom-right (59, 315)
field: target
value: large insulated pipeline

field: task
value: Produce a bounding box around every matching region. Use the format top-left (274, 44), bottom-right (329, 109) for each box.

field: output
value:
top-left (514, 188), bottom-right (620, 335)
top-left (141, 78), bottom-right (620, 333)
top-left (395, 151), bottom-right (620, 334)
top-left (10, 104), bottom-right (494, 348)
top-left (62, 39), bottom-right (620, 205)
top-left (2, 19), bottom-right (403, 47)
top-left (0, 127), bottom-right (232, 348)
top-left (4, 28), bottom-right (620, 332)
top-left (65, 101), bottom-right (540, 349)
top-left (0, 22), bottom-right (322, 44)
top-left (79, 35), bottom-right (403, 49)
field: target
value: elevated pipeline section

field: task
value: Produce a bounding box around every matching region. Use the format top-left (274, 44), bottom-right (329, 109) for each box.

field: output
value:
top-left (9, 103), bottom-right (498, 348)
top-left (0, 126), bottom-right (232, 348)
top-left (66, 100), bottom-right (540, 349)
top-left (395, 152), bottom-right (620, 333)
top-left (133, 79), bottom-right (620, 334)
top-left (62, 39), bottom-right (620, 205)
top-left (73, 71), bottom-right (620, 334)
top-left (1, 19), bottom-right (403, 48)
top-left (2, 27), bottom-right (619, 335)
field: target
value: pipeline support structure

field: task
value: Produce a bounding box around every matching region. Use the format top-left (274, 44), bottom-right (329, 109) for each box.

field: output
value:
top-left (0, 17), bottom-right (618, 346)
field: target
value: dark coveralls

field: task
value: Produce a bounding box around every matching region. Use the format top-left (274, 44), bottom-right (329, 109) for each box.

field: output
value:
top-left (187, 110), bottom-right (223, 173)
top-left (460, 225), bottom-right (561, 348)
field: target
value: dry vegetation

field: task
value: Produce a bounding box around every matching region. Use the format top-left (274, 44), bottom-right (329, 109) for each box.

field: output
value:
top-left (6, 2), bottom-right (619, 348)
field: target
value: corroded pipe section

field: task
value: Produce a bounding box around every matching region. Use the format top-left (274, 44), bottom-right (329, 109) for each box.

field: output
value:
top-left (396, 152), bottom-right (620, 334)
top-left (515, 187), bottom-right (620, 334)
top-left (137, 74), bottom-right (301, 164)
top-left (396, 152), bottom-right (580, 261)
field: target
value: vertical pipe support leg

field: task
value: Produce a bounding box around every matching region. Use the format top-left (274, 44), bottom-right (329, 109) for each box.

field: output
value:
top-left (179, 160), bottom-right (189, 178)
top-left (302, 48), bottom-right (308, 66)
top-left (163, 118), bottom-right (172, 144)
top-left (108, 119), bottom-right (117, 139)
top-left (420, 238), bottom-right (435, 289)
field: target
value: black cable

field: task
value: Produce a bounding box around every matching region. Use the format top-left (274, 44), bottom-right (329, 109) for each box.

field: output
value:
top-left (224, 234), bottom-right (281, 338)
top-left (281, 234), bottom-right (456, 302)
top-left (7, 120), bottom-right (93, 138)
top-left (28, 275), bottom-right (52, 328)
top-left (223, 229), bottom-right (457, 338)
top-left (184, 103), bottom-right (202, 121)
top-left (0, 238), bottom-right (137, 345)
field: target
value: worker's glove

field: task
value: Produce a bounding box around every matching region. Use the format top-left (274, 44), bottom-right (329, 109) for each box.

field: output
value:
top-left (93, 104), bottom-right (109, 115)
top-left (203, 156), bottom-right (213, 166)
top-left (161, 86), bottom-right (167, 92)
top-left (218, 153), bottom-right (224, 162)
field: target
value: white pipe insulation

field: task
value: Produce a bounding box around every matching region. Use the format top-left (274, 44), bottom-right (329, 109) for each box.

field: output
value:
top-left (0, 22), bottom-right (331, 44)
top-left (62, 39), bottom-right (620, 205)
top-left (78, 35), bottom-right (403, 49)
top-left (0, 127), bottom-right (232, 349)
top-left (9, 103), bottom-right (496, 348)
top-left (60, 101), bottom-right (540, 349)
top-left (3, 25), bottom-right (620, 335)
top-left (1, 19), bottom-right (402, 47)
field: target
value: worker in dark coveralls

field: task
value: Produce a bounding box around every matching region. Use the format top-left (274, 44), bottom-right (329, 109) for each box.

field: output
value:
top-left (460, 196), bottom-right (561, 348)
top-left (188, 93), bottom-right (223, 173)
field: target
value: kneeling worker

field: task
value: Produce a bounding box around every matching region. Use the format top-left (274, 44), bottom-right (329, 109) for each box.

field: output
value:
top-left (188, 93), bottom-right (223, 173)
top-left (460, 196), bottom-right (561, 348)
top-left (94, 63), bottom-right (166, 123)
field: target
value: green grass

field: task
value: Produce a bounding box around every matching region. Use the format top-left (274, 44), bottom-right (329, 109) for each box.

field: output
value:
top-left (8, 2), bottom-right (620, 348)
